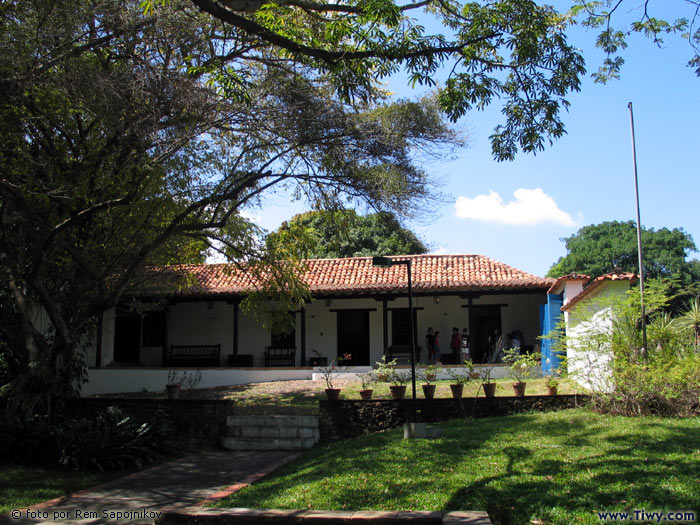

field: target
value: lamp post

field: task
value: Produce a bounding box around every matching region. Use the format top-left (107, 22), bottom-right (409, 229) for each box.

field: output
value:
top-left (372, 256), bottom-right (417, 424)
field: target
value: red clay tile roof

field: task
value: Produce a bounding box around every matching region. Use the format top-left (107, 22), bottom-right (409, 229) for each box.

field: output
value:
top-left (546, 273), bottom-right (591, 295)
top-left (146, 254), bottom-right (554, 297)
top-left (561, 272), bottom-right (637, 312)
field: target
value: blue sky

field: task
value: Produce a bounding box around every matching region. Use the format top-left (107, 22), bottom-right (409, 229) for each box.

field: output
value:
top-left (241, 3), bottom-right (700, 277)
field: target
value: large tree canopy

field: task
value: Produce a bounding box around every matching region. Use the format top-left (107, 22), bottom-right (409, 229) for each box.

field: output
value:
top-left (2, 0), bottom-right (698, 416)
top-left (172, 0), bottom-right (700, 160)
top-left (267, 209), bottom-right (427, 258)
top-left (547, 221), bottom-right (700, 286)
top-left (0, 0), bottom-right (460, 416)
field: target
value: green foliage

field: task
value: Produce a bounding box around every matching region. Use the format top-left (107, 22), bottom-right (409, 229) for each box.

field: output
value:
top-left (675, 298), bottom-right (700, 348)
top-left (446, 360), bottom-right (476, 385)
top-left (0, 407), bottom-right (177, 472)
top-left (58, 408), bottom-right (177, 472)
top-left (418, 364), bottom-right (439, 385)
top-left (547, 221), bottom-right (700, 296)
top-left (502, 348), bottom-right (540, 382)
top-left (570, 1), bottom-right (700, 80)
top-left (557, 278), bottom-right (700, 416)
top-left (269, 209), bottom-right (427, 259)
top-left (373, 355), bottom-right (409, 385)
top-left (145, 0), bottom-right (591, 161)
top-left (2, 0), bottom-right (463, 418)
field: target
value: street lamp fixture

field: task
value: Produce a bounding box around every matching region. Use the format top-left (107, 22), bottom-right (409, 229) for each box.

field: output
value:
top-left (372, 256), bottom-right (417, 425)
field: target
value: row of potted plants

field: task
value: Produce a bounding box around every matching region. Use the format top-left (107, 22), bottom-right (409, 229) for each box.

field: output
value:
top-left (320, 350), bottom-right (562, 400)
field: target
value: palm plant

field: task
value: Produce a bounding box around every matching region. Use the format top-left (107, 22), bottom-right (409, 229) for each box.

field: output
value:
top-left (676, 299), bottom-right (700, 349)
top-left (648, 312), bottom-right (681, 357)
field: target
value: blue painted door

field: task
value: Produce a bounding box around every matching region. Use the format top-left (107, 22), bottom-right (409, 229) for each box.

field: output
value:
top-left (540, 293), bottom-right (564, 375)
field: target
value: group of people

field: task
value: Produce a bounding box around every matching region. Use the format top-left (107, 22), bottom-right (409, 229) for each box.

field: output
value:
top-left (424, 327), bottom-right (470, 364)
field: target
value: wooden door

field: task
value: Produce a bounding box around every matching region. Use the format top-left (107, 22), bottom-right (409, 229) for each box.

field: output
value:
top-left (337, 310), bottom-right (370, 366)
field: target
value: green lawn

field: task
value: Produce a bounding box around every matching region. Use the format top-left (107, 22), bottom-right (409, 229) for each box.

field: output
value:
top-left (212, 409), bottom-right (700, 524)
top-left (0, 465), bottom-right (120, 514)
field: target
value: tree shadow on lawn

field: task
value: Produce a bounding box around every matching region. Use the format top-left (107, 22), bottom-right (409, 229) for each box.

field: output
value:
top-left (442, 420), bottom-right (700, 525)
top-left (216, 410), bottom-right (700, 523)
top-left (217, 411), bottom-right (595, 511)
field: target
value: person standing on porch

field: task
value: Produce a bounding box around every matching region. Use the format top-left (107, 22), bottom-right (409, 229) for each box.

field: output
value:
top-left (433, 330), bottom-right (442, 364)
top-left (450, 327), bottom-right (461, 363)
top-left (425, 327), bottom-right (435, 364)
top-left (460, 328), bottom-right (471, 363)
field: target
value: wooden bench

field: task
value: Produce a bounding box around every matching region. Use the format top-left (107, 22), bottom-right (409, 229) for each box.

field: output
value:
top-left (264, 347), bottom-right (296, 367)
top-left (163, 344), bottom-right (221, 367)
top-left (387, 345), bottom-right (422, 363)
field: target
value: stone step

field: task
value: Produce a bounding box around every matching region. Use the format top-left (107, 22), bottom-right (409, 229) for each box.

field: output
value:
top-left (221, 436), bottom-right (317, 451)
top-left (226, 415), bottom-right (319, 428)
top-left (222, 414), bottom-right (320, 451)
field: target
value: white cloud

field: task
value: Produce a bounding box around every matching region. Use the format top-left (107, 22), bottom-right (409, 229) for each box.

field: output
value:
top-left (239, 209), bottom-right (262, 224)
top-left (454, 188), bottom-right (576, 227)
top-left (429, 247), bottom-right (449, 255)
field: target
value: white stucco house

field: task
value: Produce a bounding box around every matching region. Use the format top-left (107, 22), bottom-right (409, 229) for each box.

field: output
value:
top-left (84, 254), bottom-right (554, 395)
top-left (545, 272), bottom-right (637, 391)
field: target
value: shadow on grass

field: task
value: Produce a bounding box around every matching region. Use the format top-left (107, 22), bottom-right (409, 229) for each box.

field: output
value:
top-left (215, 410), bottom-right (700, 525)
top-left (441, 414), bottom-right (700, 524)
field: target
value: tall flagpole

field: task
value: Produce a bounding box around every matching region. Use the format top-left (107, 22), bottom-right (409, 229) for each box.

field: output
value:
top-left (628, 102), bottom-right (647, 358)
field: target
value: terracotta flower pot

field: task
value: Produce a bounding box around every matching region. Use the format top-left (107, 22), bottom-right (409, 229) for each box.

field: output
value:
top-left (512, 382), bottom-right (526, 397)
top-left (482, 382), bottom-right (497, 398)
top-left (325, 388), bottom-right (341, 400)
top-left (360, 389), bottom-right (373, 400)
top-left (547, 386), bottom-right (558, 396)
top-left (449, 384), bottom-right (464, 399)
top-left (166, 383), bottom-right (181, 400)
top-left (390, 385), bottom-right (407, 400)
top-left (422, 384), bottom-right (436, 399)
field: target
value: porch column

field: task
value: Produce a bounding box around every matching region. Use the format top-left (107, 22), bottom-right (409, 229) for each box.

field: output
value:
top-left (95, 314), bottom-right (103, 368)
top-left (382, 299), bottom-right (388, 356)
top-left (233, 302), bottom-right (239, 357)
top-left (300, 307), bottom-right (306, 366)
top-left (468, 296), bottom-right (474, 337)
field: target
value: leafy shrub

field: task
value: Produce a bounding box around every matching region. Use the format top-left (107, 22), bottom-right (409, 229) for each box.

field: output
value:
top-left (559, 279), bottom-right (700, 416)
top-left (0, 415), bottom-right (62, 465)
top-left (0, 407), bottom-right (177, 472)
top-left (59, 407), bottom-right (177, 471)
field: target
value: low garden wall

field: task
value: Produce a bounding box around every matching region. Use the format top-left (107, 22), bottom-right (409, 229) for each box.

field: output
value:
top-left (69, 398), bottom-right (234, 450)
top-left (319, 395), bottom-right (588, 442)
top-left (82, 368), bottom-right (314, 396)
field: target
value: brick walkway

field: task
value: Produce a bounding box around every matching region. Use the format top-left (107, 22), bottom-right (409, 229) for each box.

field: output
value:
top-left (3, 451), bottom-right (297, 525)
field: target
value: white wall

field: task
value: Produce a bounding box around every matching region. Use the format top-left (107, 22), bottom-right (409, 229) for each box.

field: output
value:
top-left (166, 301), bottom-right (234, 366)
top-left (82, 367), bottom-right (313, 395)
top-left (83, 364), bottom-right (520, 395)
top-left (566, 280), bottom-right (631, 392)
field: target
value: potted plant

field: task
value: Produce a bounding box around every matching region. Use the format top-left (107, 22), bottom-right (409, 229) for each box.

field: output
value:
top-left (546, 376), bottom-right (559, 396)
top-left (375, 355), bottom-right (397, 383)
top-left (166, 370), bottom-right (181, 400)
top-left (480, 367), bottom-right (497, 397)
top-left (446, 360), bottom-right (473, 399)
top-left (356, 371), bottom-right (375, 400)
top-left (388, 368), bottom-right (409, 399)
top-left (316, 352), bottom-right (340, 400)
top-left (337, 352), bottom-right (352, 367)
top-left (503, 348), bottom-right (539, 397)
top-left (419, 364), bottom-right (439, 399)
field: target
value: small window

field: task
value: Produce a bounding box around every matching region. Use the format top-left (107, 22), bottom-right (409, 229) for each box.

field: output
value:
top-left (142, 311), bottom-right (166, 347)
top-left (271, 329), bottom-right (295, 349)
